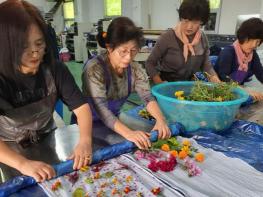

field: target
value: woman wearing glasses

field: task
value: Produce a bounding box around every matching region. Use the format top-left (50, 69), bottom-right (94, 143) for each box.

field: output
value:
top-left (82, 17), bottom-right (171, 150)
top-left (0, 0), bottom-right (92, 182)
top-left (146, 0), bottom-right (220, 83)
top-left (214, 18), bottom-right (263, 101)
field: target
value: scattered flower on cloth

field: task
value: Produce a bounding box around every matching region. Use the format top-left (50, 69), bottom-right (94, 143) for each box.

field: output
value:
top-left (133, 137), bottom-right (204, 176)
top-left (39, 157), bottom-right (165, 197)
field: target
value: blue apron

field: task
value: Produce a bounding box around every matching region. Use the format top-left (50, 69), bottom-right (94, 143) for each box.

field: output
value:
top-left (86, 56), bottom-right (132, 121)
top-left (230, 70), bottom-right (248, 85)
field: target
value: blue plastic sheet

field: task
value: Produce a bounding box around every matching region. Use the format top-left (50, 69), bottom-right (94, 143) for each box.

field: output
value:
top-left (0, 124), bottom-right (182, 197)
top-left (194, 72), bottom-right (209, 82)
top-left (188, 120), bottom-right (263, 172)
top-left (9, 185), bottom-right (47, 197)
top-left (0, 176), bottom-right (36, 197)
top-left (241, 95), bottom-right (254, 107)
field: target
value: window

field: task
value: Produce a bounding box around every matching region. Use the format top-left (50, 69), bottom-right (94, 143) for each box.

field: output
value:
top-left (104, 0), bottom-right (121, 16)
top-left (209, 0), bottom-right (221, 9)
top-left (63, 1), bottom-right (75, 29)
top-left (63, 1), bottom-right (74, 19)
top-left (204, 0), bottom-right (221, 33)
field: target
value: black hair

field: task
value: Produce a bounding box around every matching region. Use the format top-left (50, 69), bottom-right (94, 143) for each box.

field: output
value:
top-left (237, 17), bottom-right (263, 45)
top-left (97, 17), bottom-right (144, 49)
top-left (179, 0), bottom-right (210, 25)
top-left (0, 0), bottom-right (55, 81)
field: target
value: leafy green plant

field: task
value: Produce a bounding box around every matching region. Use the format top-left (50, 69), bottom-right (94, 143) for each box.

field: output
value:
top-left (186, 81), bottom-right (238, 102)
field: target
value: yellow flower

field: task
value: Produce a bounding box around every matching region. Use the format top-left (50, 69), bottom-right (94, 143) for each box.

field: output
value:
top-left (177, 96), bottom-right (185, 100)
top-left (182, 145), bottom-right (190, 154)
top-left (161, 144), bottom-right (170, 152)
top-left (126, 175), bottom-right (133, 182)
top-left (175, 91), bottom-right (184, 97)
top-left (182, 139), bottom-right (191, 147)
top-left (215, 96), bottom-right (223, 102)
top-left (80, 166), bottom-right (89, 172)
top-left (112, 177), bottom-right (119, 185)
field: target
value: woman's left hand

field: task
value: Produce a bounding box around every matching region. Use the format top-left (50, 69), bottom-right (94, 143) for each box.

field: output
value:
top-left (152, 119), bottom-right (171, 139)
top-left (208, 75), bottom-right (221, 83)
top-left (68, 141), bottom-right (92, 170)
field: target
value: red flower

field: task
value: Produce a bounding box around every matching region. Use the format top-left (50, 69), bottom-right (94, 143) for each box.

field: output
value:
top-left (157, 156), bottom-right (177, 172)
top-left (148, 156), bottom-right (177, 172)
top-left (124, 186), bottom-right (131, 194)
top-left (151, 187), bottom-right (161, 195)
top-left (148, 161), bottom-right (159, 172)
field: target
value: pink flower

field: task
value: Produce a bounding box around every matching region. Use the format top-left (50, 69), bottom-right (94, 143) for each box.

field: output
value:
top-left (184, 158), bottom-right (202, 176)
top-left (134, 150), bottom-right (146, 160)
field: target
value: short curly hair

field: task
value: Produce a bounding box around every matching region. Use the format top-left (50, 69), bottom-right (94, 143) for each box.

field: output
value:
top-left (178, 0), bottom-right (210, 25)
top-left (237, 18), bottom-right (263, 45)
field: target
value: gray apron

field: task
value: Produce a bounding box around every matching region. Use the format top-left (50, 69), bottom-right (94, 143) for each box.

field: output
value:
top-left (0, 67), bottom-right (57, 182)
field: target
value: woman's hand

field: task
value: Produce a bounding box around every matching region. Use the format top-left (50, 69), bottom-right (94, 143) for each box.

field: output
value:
top-left (152, 119), bottom-right (171, 139)
top-left (124, 130), bottom-right (151, 150)
top-left (153, 75), bottom-right (168, 84)
top-left (208, 75), bottom-right (221, 83)
top-left (247, 89), bottom-right (263, 101)
top-left (68, 141), bottom-right (92, 170)
top-left (19, 159), bottom-right (56, 182)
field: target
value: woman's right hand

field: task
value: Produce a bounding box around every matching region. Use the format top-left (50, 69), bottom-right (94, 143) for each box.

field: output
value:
top-left (124, 130), bottom-right (151, 150)
top-left (19, 159), bottom-right (56, 182)
top-left (247, 89), bottom-right (263, 101)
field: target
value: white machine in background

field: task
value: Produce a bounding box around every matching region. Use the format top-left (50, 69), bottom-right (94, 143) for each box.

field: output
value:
top-left (73, 22), bottom-right (92, 62)
top-left (98, 18), bottom-right (112, 32)
top-left (134, 30), bottom-right (161, 62)
top-left (82, 31), bottom-right (98, 63)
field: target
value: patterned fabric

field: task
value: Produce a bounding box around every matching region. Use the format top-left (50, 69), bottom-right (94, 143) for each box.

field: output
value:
top-left (39, 156), bottom-right (176, 197)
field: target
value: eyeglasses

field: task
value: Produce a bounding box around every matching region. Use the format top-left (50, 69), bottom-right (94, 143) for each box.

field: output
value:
top-left (117, 48), bottom-right (139, 58)
top-left (23, 41), bottom-right (46, 55)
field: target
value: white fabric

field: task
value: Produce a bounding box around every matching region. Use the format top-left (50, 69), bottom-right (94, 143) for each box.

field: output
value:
top-left (126, 137), bottom-right (263, 197)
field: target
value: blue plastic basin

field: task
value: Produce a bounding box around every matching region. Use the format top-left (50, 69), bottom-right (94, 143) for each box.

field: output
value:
top-left (152, 81), bottom-right (249, 132)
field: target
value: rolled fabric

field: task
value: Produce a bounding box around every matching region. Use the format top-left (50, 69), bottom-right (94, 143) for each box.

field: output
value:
top-left (0, 176), bottom-right (36, 197)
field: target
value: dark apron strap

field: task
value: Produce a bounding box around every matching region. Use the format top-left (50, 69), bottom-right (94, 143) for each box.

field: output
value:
top-left (127, 64), bottom-right (132, 95)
